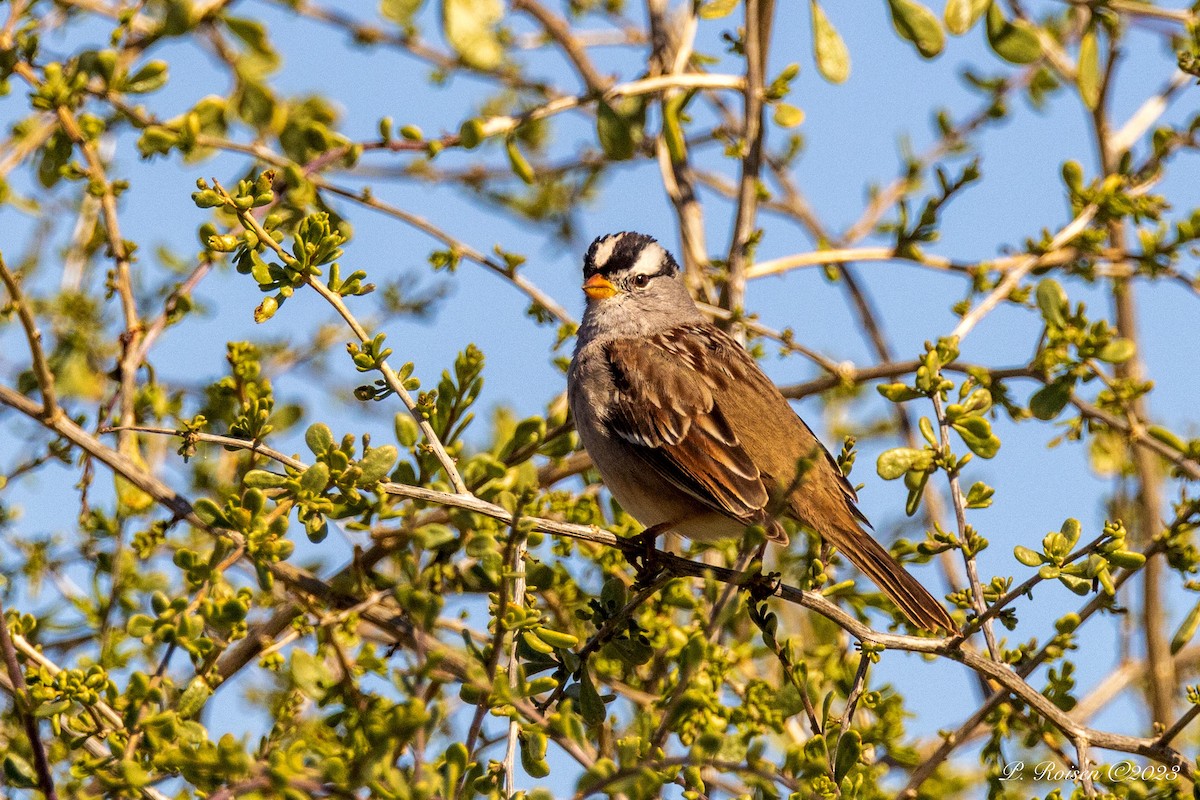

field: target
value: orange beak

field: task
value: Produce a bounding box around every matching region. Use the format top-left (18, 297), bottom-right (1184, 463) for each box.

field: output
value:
top-left (582, 273), bottom-right (618, 300)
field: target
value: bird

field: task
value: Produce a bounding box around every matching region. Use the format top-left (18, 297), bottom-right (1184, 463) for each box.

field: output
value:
top-left (566, 231), bottom-right (956, 632)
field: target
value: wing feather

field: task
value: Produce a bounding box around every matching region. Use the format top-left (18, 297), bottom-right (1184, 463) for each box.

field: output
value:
top-left (602, 333), bottom-right (769, 520)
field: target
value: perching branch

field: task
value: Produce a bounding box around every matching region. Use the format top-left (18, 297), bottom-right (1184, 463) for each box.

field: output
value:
top-left (116, 423), bottom-right (1194, 779)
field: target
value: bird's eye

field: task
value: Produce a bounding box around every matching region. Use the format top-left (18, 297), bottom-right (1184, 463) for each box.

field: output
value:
top-left (632, 274), bottom-right (650, 288)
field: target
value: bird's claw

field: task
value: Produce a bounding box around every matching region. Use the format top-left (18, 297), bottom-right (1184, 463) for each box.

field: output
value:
top-left (624, 525), bottom-right (667, 586)
top-left (748, 570), bottom-right (782, 601)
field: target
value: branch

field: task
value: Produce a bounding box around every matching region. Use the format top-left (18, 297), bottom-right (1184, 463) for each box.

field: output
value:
top-left (510, 0), bottom-right (611, 93)
top-left (723, 0), bottom-right (771, 319)
top-left (119, 424), bottom-right (1195, 779)
top-left (52, 105), bottom-right (141, 445)
top-left (213, 180), bottom-right (470, 494)
top-left (0, 252), bottom-right (58, 417)
top-left (931, 392), bottom-right (1000, 660)
top-left (1157, 702), bottom-right (1200, 748)
top-left (0, 596), bottom-right (59, 800)
top-left (502, 525), bottom-right (529, 798)
top-left (950, 203), bottom-right (1101, 342)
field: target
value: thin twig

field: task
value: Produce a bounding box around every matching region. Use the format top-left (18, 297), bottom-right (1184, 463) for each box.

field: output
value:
top-left (213, 180), bottom-right (470, 494)
top-left (723, 0), bottom-right (771, 322)
top-left (931, 392), bottom-right (1000, 661)
top-left (0, 252), bottom-right (58, 417)
top-left (511, 0), bottom-right (611, 93)
top-left (0, 597), bottom-right (59, 800)
top-left (107, 422), bottom-right (1196, 778)
top-left (503, 525), bottom-right (529, 799)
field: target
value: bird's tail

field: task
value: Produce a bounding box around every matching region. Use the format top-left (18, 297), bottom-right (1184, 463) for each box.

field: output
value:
top-left (820, 522), bottom-right (957, 633)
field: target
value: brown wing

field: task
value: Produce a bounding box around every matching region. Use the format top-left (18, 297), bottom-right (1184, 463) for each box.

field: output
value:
top-left (602, 331), bottom-right (770, 522)
top-left (603, 324), bottom-right (953, 630)
top-left (670, 326), bottom-right (952, 630)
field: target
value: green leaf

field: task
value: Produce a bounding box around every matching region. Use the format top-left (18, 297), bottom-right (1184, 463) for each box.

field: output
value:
top-left (125, 60), bottom-right (169, 94)
top-left (499, 417), bottom-right (545, 461)
top-left (458, 119), bottom-right (485, 149)
top-left (1106, 549), bottom-right (1145, 570)
top-left (811, 0), bottom-right (850, 83)
top-left (244, 469), bottom-right (287, 489)
top-left (291, 649), bottom-right (330, 700)
top-left (578, 668), bottom-right (604, 725)
top-left (1171, 599), bottom-right (1200, 655)
top-left (944, 0), bottom-right (989, 35)
top-left (3, 754), bottom-right (37, 788)
top-left (176, 676), bottom-right (212, 718)
top-left (1058, 574), bottom-right (1092, 595)
top-left (358, 445), bottom-right (399, 483)
top-left (1013, 545), bottom-right (1043, 567)
top-left (253, 295), bottom-right (278, 324)
top-left (1029, 379), bottom-right (1073, 420)
top-left (505, 137), bottom-right (535, 185)
top-left (1078, 28), bottom-right (1101, 109)
top-left (395, 413), bottom-right (420, 447)
top-left (661, 93), bottom-right (688, 164)
top-left (128, 614), bottom-right (155, 638)
top-left (192, 497), bottom-right (231, 528)
top-left (834, 730), bottom-right (862, 782)
top-left (878, 382), bottom-right (923, 402)
top-left (596, 101), bottom-right (636, 161)
top-left (1148, 425), bottom-right (1186, 452)
top-left (34, 698), bottom-right (71, 718)
top-left (306, 423), bottom-right (334, 456)
top-left (876, 447), bottom-right (933, 480)
top-left (1060, 517), bottom-right (1081, 549)
top-left (600, 576), bottom-right (627, 611)
top-left (985, 1), bottom-right (1041, 65)
top-left (442, 0), bottom-right (504, 70)
top-left (1035, 278), bottom-right (1068, 328)
top-left (950, 416), bottom-right (1000, 459)
top-left (965, 481), bottom-right (994, 509)
top-left (520, 730), bottom-right (551, 778)
top-left (298, 462), bottom-right (330, 494)
top-left (887, 0), bottom-right (945, 59)
top-left (1097, 337), bottom-right (1135, 364)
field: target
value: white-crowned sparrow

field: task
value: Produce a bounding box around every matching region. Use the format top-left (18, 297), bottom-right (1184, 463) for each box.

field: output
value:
top-left (567, 231), bottom-right (955, 632)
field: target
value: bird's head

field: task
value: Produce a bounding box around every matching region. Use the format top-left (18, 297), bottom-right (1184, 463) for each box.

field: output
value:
top-left (578, 234), bottom-right (700, 342)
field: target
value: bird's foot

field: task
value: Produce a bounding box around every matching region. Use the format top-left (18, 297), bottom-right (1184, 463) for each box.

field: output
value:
top-left (747, 570), bottom-right (782, 602)
top-left (624, 523), bottom-right (670, 586)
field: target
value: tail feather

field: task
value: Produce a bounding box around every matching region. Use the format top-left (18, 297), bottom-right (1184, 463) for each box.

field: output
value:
top-left (821, 523), bottom-right (956, 633)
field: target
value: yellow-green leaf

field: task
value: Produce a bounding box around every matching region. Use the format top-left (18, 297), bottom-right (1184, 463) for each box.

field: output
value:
top-left (381, 0), bottom-right (425, 26)
top-left (442, 0), bottom-right (503, 70)
top-left (506, 137), bottom-right (535, 185)
top-left (1035, 277), bottom-right (1068, 328)
top-left (1097, 337), bottom-right (1135, 364)
top-left (887, 0), bottom-right (945, 59)
top-left (661, 93), bottom-right (687, 164)
top-left (876, 447), bottom-right (933, 480)
top-left (834, 730), bottom-right (862, 782)
top-left (596, 100), bottom-right (636, 160)
top-left (944, 0), bottom-right (989, 35)
top-left (773, 102), bottom-right (805, 128)
top-left (1078, 28), bottom-right (1101, 109)
top-left (1014, 545), bottom-right (1043, 567)
top-left (985, 1), bottom-right (1041, 65)
top-left (699, 0), bottom-right (738, 19)
top-left (1172, 599), bottom-right (1200, 654)
top-left (951, 415), bottom-right (1000, 458)
top-left (811, 0), bottom-right (850, 83)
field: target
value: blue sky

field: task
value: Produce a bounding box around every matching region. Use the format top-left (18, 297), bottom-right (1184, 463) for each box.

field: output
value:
top-left (1, 0), bottom-right (1198, 792)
